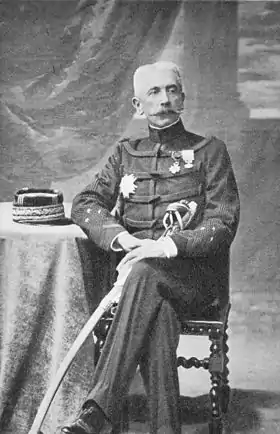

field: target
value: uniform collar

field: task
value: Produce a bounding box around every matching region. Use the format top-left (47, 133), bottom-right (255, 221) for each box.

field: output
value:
top-left (148, 118), bottom-right (186, 144)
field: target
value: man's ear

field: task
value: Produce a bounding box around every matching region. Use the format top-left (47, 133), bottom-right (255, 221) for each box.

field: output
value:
top-left (177, 91), bottom-right (185, 113)
top-left (132, 97), bottom-right (144, 116)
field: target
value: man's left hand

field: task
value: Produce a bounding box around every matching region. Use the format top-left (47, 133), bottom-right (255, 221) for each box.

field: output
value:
top-left (117, 239), bottom-right (168, 269)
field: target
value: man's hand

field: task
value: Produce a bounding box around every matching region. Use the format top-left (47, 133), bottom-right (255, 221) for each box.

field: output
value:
top-left (117, 232), bottom-right (144, 252)
top-left (117, 239), bottom-right (168, 269)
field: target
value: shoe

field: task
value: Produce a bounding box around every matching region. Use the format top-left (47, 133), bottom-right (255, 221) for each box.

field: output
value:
top-left (61, 401), bottom-right (106, 434)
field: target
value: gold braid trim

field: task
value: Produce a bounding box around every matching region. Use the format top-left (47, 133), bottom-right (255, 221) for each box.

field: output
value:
top-left (12, 204), bottom-right (65, 223)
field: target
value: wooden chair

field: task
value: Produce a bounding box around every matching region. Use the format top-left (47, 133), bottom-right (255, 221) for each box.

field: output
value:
top-left (93, 301), bottom-right (231, 434)
top-left (178, 302), bottom-right (231, 434)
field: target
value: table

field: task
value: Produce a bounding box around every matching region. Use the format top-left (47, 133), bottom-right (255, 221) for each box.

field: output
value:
top-left (0, 203), bottom-right (116, 434)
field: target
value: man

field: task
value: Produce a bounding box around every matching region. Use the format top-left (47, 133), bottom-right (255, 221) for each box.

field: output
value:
top-left (61, 61), bottom-right (240, 434)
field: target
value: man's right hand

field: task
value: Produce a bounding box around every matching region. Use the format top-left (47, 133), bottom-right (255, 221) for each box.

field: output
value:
top-left (117, 232), bottom-right (144, 252)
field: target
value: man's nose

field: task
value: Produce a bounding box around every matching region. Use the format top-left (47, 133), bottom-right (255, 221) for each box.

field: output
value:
top-left (159, 90), bottom-right (170, 105)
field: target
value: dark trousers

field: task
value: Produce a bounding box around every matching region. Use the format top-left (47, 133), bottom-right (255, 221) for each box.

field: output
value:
top-left (86, 257), bottom-right (214, 433)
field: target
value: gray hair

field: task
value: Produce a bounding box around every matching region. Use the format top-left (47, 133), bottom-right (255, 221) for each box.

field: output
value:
top-left (133, 61), bottom-right (183, 97)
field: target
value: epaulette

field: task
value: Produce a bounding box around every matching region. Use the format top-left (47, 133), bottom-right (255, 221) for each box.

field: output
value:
top-left (119, 137), bottom-right (143, 151)
top-left (192, 135), bottom-right (215, 153)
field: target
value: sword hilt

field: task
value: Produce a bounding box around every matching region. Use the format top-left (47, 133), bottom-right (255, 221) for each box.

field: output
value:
top-left (162, 200), bottom-right (197, 236)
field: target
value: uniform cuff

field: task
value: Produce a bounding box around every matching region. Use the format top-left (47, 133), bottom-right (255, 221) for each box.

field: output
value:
top-left (110, 231), bottom-right (129, 252)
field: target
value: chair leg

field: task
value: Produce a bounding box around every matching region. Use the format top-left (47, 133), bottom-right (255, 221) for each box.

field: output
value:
top-left (220, 327), bottom-right (230, 414)
top-left (208, 373), bottom-right (223, 434)
top-left (208, 336), bottom-right (223, 434)
top-left (209, 417), bottom-right (223, 434)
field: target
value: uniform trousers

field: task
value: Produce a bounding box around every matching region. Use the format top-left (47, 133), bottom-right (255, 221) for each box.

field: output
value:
top-left (85, 257), bottom-right (214, 434)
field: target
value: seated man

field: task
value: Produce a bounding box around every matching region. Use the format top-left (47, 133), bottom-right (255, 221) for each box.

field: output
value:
top-left (61, 61), bottom-right (240, 434)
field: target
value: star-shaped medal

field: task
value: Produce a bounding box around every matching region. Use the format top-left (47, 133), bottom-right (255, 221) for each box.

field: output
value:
top-left (169, 161), bottom-right (181, 174)
top-left (119, 174), bottom-right (137, 198)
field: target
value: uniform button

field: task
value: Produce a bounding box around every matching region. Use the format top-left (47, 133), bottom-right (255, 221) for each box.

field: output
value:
top-left (87, 208), bottom-right (91, 213)
top-left (85, 217), bottom-right (89, 223)
top-left (210, 236), bottom-right (214, 242)
top-left (98, 209), bottom-right (101, 214)
top-left (212, 226), bottom-right (216, 231)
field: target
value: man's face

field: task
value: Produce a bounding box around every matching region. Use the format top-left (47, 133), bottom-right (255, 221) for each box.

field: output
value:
top-left (132, 69), bottom-right (185, 128)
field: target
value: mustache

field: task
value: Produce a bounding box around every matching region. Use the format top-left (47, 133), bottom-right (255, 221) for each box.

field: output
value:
top-left (154, 107), bottom-right (184, 115)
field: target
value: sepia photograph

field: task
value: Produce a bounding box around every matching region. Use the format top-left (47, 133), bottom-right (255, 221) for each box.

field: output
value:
top-left (0, 1), bottom-right (280, 433)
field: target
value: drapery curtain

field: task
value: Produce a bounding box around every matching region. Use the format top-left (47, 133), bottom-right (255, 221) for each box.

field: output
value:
top-left (1, 0), bottom-right (240, 201)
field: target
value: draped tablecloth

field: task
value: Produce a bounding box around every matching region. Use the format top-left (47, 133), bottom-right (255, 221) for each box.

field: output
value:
top-left (0, 203), bottom-right (116, 434)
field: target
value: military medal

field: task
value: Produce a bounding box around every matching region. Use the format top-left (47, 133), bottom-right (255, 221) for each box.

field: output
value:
top-left (169, 149), bottom-right (195, 174)
top-left (181, 150), bottom-right (194, 168)
top-left (169, 161), bottom-right (180, 174)
top-left (169, 151), bottom-right (181, 174)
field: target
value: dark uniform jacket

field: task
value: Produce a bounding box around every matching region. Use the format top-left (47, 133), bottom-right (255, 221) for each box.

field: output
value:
top-left (71, 119), bottom-right (240, 306)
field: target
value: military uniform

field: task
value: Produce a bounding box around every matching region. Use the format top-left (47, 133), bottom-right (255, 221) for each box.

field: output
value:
top-left (71, 119), bottom-right (240, 433)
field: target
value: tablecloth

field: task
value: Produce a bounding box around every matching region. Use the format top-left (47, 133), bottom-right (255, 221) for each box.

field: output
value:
top-left (0, 203), bottom-right (116, 434)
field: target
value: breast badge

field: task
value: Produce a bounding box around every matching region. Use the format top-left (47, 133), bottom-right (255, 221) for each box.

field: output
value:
top-left (119, 174), bottom-right (137, 198)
